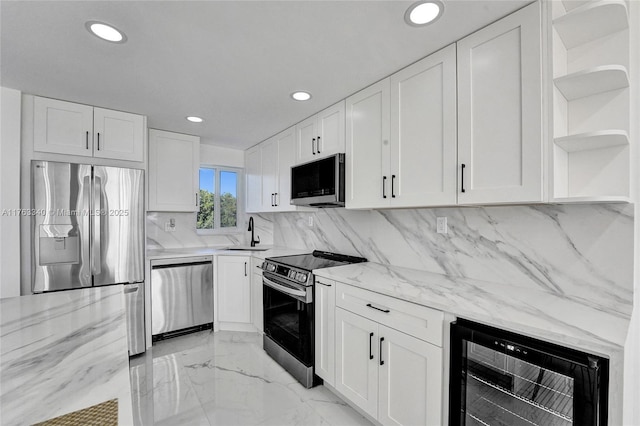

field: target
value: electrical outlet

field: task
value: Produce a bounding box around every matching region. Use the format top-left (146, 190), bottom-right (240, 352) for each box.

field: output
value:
top-left (308, 216), bottom-right (314, 227)
top-left (165, 219), bottom-right (176, 232)
top-left (436, 217), bottom-right (448, 234)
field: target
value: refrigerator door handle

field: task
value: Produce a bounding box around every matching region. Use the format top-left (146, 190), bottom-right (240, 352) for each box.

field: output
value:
top-left (81, 174), bottom-right (92, 286)
top-left (92, 175), bottom-right (102, 275)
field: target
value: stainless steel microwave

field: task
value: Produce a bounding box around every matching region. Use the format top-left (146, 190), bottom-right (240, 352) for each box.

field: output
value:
top-left (290, 153), bottom-right (345, 207)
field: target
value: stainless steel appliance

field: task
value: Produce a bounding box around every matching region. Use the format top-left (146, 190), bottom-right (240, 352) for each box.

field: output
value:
top-left (151, 256), bottom-right (213, 341)
top-left (32, 160), bottom-right (145, 355)
top-left (290, 153), bottom-right (345, 207)
top-left (261, 250), bottom-right (366, 388)
top-left (450, 319), bottom-right (609, 426)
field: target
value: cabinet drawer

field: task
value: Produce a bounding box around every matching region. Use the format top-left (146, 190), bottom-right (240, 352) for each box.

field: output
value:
top-left (335, 282), bottom-right (443, 347)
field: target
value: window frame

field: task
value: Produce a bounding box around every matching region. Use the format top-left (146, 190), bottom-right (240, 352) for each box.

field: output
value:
top-left (196, 165), bottom-right (243, 235)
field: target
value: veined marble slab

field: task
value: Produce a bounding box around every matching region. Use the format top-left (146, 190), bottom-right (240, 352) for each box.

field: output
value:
top-left (146, 246), bottom-right (310, 261)
top-left (274, 204), bottom-right (634, 316)
top-left (0, 286), bottom-right (133, 426)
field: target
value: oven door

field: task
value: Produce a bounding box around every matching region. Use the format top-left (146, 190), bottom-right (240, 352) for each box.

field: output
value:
top-left (262, 272), bottom-right (314, 367)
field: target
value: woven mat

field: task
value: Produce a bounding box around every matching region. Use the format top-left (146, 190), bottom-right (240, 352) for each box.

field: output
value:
top-left (33, 399), bottom-right (118, 426)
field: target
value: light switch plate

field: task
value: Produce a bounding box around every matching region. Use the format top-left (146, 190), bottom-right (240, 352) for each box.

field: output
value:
top-left (436, 217), bottom-right (448, 234)
top-left (308, 216), bottom-right (314, 227)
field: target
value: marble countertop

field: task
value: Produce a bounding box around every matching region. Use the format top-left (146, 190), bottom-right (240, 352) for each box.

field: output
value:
top-left (314, 262), bottom-right (630, 356)
top-left (147, 246), bottom-right (310, 261)
top-left (0, 286), bottom-right (133, 426)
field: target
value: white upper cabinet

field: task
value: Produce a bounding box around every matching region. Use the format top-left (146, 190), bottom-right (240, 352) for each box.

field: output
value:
top-left (261, 126), bottom-right (297, 212)
top-left (245, 145), bottom-right (262, 213)
top-left (93, 108), bottom-right (144, 162)
top-left (296, 101), bottom-right (345, 164)
top-left (347, 44), bottom-right (457, 209)
top-left (457, 2), bottom-right (543, 205)
top-left (390, 44), bottom-right (457, 207)
top-left (34, 96), bottom-right (144, 162)
top-left (148, 129), bottom-right (200, 212)
top-left (346, 78), bottom-right (391, 209)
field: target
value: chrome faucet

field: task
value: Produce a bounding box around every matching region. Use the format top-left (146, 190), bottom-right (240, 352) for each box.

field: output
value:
top-left (248, 217), bottom-right (260, 247)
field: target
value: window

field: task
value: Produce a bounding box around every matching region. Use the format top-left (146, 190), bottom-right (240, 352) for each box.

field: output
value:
top-left (197, 166), bottom-right (240, 232)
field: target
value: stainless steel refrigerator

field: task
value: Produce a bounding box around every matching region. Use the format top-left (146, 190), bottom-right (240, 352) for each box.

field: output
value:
top-left (32, 160), bottom-right (146, 355)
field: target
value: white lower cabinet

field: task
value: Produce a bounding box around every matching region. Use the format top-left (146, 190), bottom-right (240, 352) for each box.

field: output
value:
top-left (314, 278), bottom-right (336, 386)
top-left (378, 325), bottom-right (442, 426)
top-left (330, 283), bottom-right (444, 426)
top-left (251, 257), bottom-right (263, 333)
top-left (216, 256), bottom-right (251, 325)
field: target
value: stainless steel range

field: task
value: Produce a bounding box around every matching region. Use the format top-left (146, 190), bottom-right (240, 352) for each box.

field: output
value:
top-left (261, 250), bottom-right (366, 388)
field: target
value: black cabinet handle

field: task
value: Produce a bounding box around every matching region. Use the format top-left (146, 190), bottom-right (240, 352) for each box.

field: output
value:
top-left (244, 262), bottom-right (247, 276)
top-left (379, 337), bottom-right (385, 366)
top-left (461, 164), bottom-right (466, 193)
top-left (391, 175), bottom-right (396, 198)
top-left (366, 303), bottom-right (390, 313)
top-left (97, 133), bottom-right (100, 151)
top-left (86, 131), bottom-right (89, 149)
top-left (317, 136), bottom-right (321, 154)
top-left (382, 176), bottom-right (387, 199)
top-left (275, 192), bottom-right (278, 206)
top-left (271, 193), bottom-right (275, 207)
top-left (369, 332), bottom-right (374, 360)
top-left (312, 137), bottom-right (316, 155)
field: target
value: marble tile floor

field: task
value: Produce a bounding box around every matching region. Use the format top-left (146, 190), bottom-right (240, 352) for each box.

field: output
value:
top-left (129, 330), bottom-right (372, 426)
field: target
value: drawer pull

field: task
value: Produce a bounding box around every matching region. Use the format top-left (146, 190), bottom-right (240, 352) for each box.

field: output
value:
top-left (369, 332), bottom-right (374, 360)
top-left (366, 303), bottom-right (390, 313)
top-left (379, 337), bottom-right (385, 366)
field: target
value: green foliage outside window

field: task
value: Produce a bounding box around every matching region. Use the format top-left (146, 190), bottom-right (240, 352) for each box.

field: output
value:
top-left (196, 167), bottom-right (238, 230)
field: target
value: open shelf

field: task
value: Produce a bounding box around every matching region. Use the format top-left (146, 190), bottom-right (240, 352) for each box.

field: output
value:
top-left (561, 0), bottom-right (590, 12)
top-left (554, 130), bottom-right (629, 152)
top-left (551, 196), bottom-right (631, 204)
top-left (554, 0), bottom-right (628, 49)
top-left (554, 65), bottom-right (629, 100)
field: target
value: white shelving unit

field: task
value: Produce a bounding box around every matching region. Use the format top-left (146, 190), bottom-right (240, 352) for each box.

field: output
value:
top-left (551, 0), bottom-right (632, 202)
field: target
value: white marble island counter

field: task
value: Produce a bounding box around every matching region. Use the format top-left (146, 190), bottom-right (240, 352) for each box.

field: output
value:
top-left (0, 286), bottom-right (133, 426)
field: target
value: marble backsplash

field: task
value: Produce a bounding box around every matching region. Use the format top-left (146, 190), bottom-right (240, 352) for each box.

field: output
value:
top-left (146, 212), bottom-right (275, 250)
top-left (264, 204), bottom-right (634, 315)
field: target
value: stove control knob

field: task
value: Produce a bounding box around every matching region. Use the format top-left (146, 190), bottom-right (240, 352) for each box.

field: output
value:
top-left (288, 270), bottom-right (296, 279)
top-left (265, 263), bottom-right (276, 272)
top-left (296, 272), bottom-right (308, 283)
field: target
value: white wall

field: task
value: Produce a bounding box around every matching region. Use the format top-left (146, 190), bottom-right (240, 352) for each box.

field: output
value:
top-left (200, 143), bottom-right (244, 168)
top-left (0, 87), bottom-right (22, 299)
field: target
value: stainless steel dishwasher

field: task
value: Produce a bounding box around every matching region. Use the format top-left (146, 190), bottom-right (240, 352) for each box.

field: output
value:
top-left (151, 256), bottom-right (213, 341)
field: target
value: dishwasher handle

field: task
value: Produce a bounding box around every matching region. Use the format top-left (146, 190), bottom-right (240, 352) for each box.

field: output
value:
top-left (152, 260), bottom-right (212, 269)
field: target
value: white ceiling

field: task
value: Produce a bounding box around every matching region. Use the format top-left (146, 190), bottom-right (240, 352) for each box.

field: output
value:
top-left (1, 0), bottom-right (531, 150)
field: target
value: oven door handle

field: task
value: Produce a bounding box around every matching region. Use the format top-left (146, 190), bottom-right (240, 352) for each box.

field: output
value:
top-left (263, 276), bottom-right (307, 299)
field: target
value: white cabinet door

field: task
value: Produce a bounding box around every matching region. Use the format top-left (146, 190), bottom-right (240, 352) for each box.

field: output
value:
top-left (335, 307), bottom-right (378, 418)
top-left (148, 129), bottom-right (200, 212)
top-left (245, 145), bottom-right (262, 213)
top-left (390, 44), bottom-right (457, 208)
top-left (251, 271), bottom-right (263, 333)
top-left (457, 2), bottom-right (543, 205)
top-left (274, 127), bottom-right (296, 211)
top-left (314, 278), bottom-right (336, 386)
top-left (316, 101), bottom-right (345, 158)
top-left (296, 115), bottom-right (317, 164)
top-left (93, 107), bottom-right (144, 162)
top-left (346, 78), bottom-right (391, 209)
top-left (378, 325), bottom-right (443, 426)
top-left (217, 256), bottom-right (252, 324)
top-left (260, 137), bottom-right (278, 211)
top-left (33, 97), bottom-right (94, 157)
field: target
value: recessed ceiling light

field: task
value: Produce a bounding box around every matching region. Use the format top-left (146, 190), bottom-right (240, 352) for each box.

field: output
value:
top-left (86, 21), bottom-right (127, 43)
top-left (404, 1), bottom-right (444, 27)
top-left (186, 116), bottom-right (204, 123)
top-left (291, 91), bottom-right (312, 101)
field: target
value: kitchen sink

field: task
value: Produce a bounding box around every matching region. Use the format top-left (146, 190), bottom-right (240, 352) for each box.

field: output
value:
top-left (222, 246), bottom-right (270, 251)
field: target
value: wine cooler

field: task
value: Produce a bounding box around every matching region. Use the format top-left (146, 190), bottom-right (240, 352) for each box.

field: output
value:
top-left (449, 319), bottom-right (608, 426)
